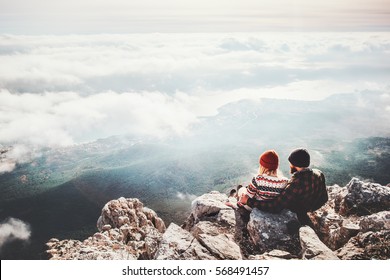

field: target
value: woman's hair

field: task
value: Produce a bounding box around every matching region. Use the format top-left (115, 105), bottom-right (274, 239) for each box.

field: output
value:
top-left (258, 165), bottom-right (278, 177)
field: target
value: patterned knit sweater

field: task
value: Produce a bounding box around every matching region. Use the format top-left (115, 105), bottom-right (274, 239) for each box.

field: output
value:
top-left (244, 174), bottom-right (288, 201)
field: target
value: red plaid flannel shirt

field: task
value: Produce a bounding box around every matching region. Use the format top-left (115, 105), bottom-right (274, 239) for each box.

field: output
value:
top-left (246, 168), bottom-right (328, 214)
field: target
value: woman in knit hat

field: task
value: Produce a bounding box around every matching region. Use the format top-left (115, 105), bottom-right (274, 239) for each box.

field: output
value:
top-left (238, 150), bottom-right (288, 208)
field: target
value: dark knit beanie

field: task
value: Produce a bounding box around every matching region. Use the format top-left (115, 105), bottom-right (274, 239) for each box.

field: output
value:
top-left (288, 148), bottom-right (310, 167)
top-left (259, 150), bottom-right (279, 170)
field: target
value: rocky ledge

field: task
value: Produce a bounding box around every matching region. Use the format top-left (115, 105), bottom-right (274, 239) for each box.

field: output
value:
top-left (47, 178), bottom-right (390, 260)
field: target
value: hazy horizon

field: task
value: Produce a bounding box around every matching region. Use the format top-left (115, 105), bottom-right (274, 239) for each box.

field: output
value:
top-left (1, 0), bottom-right (389, 34)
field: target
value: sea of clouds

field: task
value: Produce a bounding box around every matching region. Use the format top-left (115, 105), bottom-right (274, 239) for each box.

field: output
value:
top-left (0, 32), bottom-right (389, 171)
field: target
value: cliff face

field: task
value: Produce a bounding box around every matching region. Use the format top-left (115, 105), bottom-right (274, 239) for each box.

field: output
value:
top-left (46, 178), bottom-right (390, 260)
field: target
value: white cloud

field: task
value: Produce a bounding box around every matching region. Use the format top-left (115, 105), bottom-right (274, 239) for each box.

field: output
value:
top-left (0, 160), bottom-right (16, 173)
top-left (0, 33), bottom-right (389, 169)
top-left (1, 33), bottom-right (389, 94)
top-left (0, 218), bottom-right (31, 249)
top-left (176, 192), bottom-right (197, 201)
top-left (0, 89), bottom-right (199, 144)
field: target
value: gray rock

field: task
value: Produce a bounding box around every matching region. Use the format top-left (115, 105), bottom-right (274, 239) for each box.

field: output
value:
top-left (326, 184), bottom-right (348, 213)
top-left (341, 178), bottom-right (390, 215)
top-left (337, 230), bottom-right (390, 260)
top-left (154, 223), bottom-right (216, 260)
top-left (190, 191), bottom-right (231, 222)
top-left (359, 211), bottom-right (390, 232)
top-left (310, 180), bottom-right (390, 251)
top-left (47, 197), bottom-right (166, 260)
top-left (247, 208), bottom-right (300, 254)
top-left (327, 223), bottom-right (360, 250)
top-left (192, 221), bottom-right (242, 260)
top-left (46, 235), bottom-right (137, 260)
top-left (217, 209), bottom-right (236, 228)
top-left (309, 206), bottom-right (360, 250)
top-left (180, 192), bottom-right (243, 259)
top-left (248, 250), bottom-right (297, 260)
top-left (143, 227), bottom-right (163, 259)
top-left (299, 226), bottom-right (339, 260)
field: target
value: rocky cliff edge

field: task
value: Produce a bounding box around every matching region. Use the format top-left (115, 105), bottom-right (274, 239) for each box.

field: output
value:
top-left (46, 178), bottom-right (390, 260)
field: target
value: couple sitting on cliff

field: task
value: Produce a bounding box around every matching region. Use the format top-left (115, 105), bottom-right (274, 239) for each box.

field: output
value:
top-left (231, 148), bottom-right (328, 225)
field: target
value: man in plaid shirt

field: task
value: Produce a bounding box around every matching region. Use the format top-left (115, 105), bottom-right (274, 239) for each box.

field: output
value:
top-left (240, 148), bottom-right (328, 224)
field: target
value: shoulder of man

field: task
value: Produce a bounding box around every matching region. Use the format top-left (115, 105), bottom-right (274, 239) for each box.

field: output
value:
top-left (287, 168), bottom-right (319, 188)
top-left (310, 168), bottom-right (328, 210)
top-left (312, 168), bottom-right (324, 175)
top-left (289, 168), bottom-right (309, 181)
top-left (312, 168), bottom-right (326, 182)
top-left (286, 171), bottom-right (304, 191)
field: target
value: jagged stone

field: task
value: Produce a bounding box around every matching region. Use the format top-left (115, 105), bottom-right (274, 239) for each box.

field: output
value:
top-left (143, 227), bottom-right (163, 259)
top-left (359, 211), bottom-right (390, 232)
top-left (248, 250), bottom-right (297, 260)
top-left (155, 223), bottom-right (216, 260)
top-left (137, 212), bottom-right (148, 227)
top-left (180, 191), bottom-right (242, 259)
top-left (153, 217), bottom-right (166, 233)
top-left (309, 206), bottom-right (343, 238)
top-left (337, 230), bottom-right (390, 260)
top-left (310, 179), bottom-right (390, 251)
top-left (190, 191), bottom-right (231, 222)
top-left (217, 209), bottom-right (236, 228)
top-left (341, 178), bottom-right (390, 216)
top-left (326, 184), bottom-right (348, 213)
top-left (191, 221), bottom-right (242, 259)
top-left (47, 197), bottom-right (166, 260)
top-left (46, 238), bottom-right (137, 260)
top-left (102, 224), bottom-right (112, 231)
top-left (247, 208), bottom-right (300, 254)
top-left (299, 226), bottom-right (339, 260)
top-left (309, 206), bottom-right (360, 250)
top-left (327, 223), bottom-right (360, 250)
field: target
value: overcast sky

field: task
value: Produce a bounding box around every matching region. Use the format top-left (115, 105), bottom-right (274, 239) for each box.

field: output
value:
top-left (1, 0), bottom-right (389, 34)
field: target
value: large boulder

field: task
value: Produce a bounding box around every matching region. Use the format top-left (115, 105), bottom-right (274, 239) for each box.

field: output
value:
top-left (337, 230), bottom-right (390, 260)
top-left (359, 211), bottom-right (390, 232)
top-left (154, 223), bottom-right (216, 260)
top-left (340, 178), bottom-right (390, 216)
top-left (191, 221), bottom-right (242, 259)
top-left (310, 180), bottom-right (390, 251)
top-left (184, 191), bottom-right (242, 259)
top-left (299, 226), bottom-right (339, 260)
top-left (188, 191), bottom-right (233, 224)
top-left (97, 197), bottom-right (166, 233)
top-left (309, 206), bottom-right (360, 250)
top-left (247, 208), bottom-right (301, 255)
top-left (47, 197), bottom-right (166, 260)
